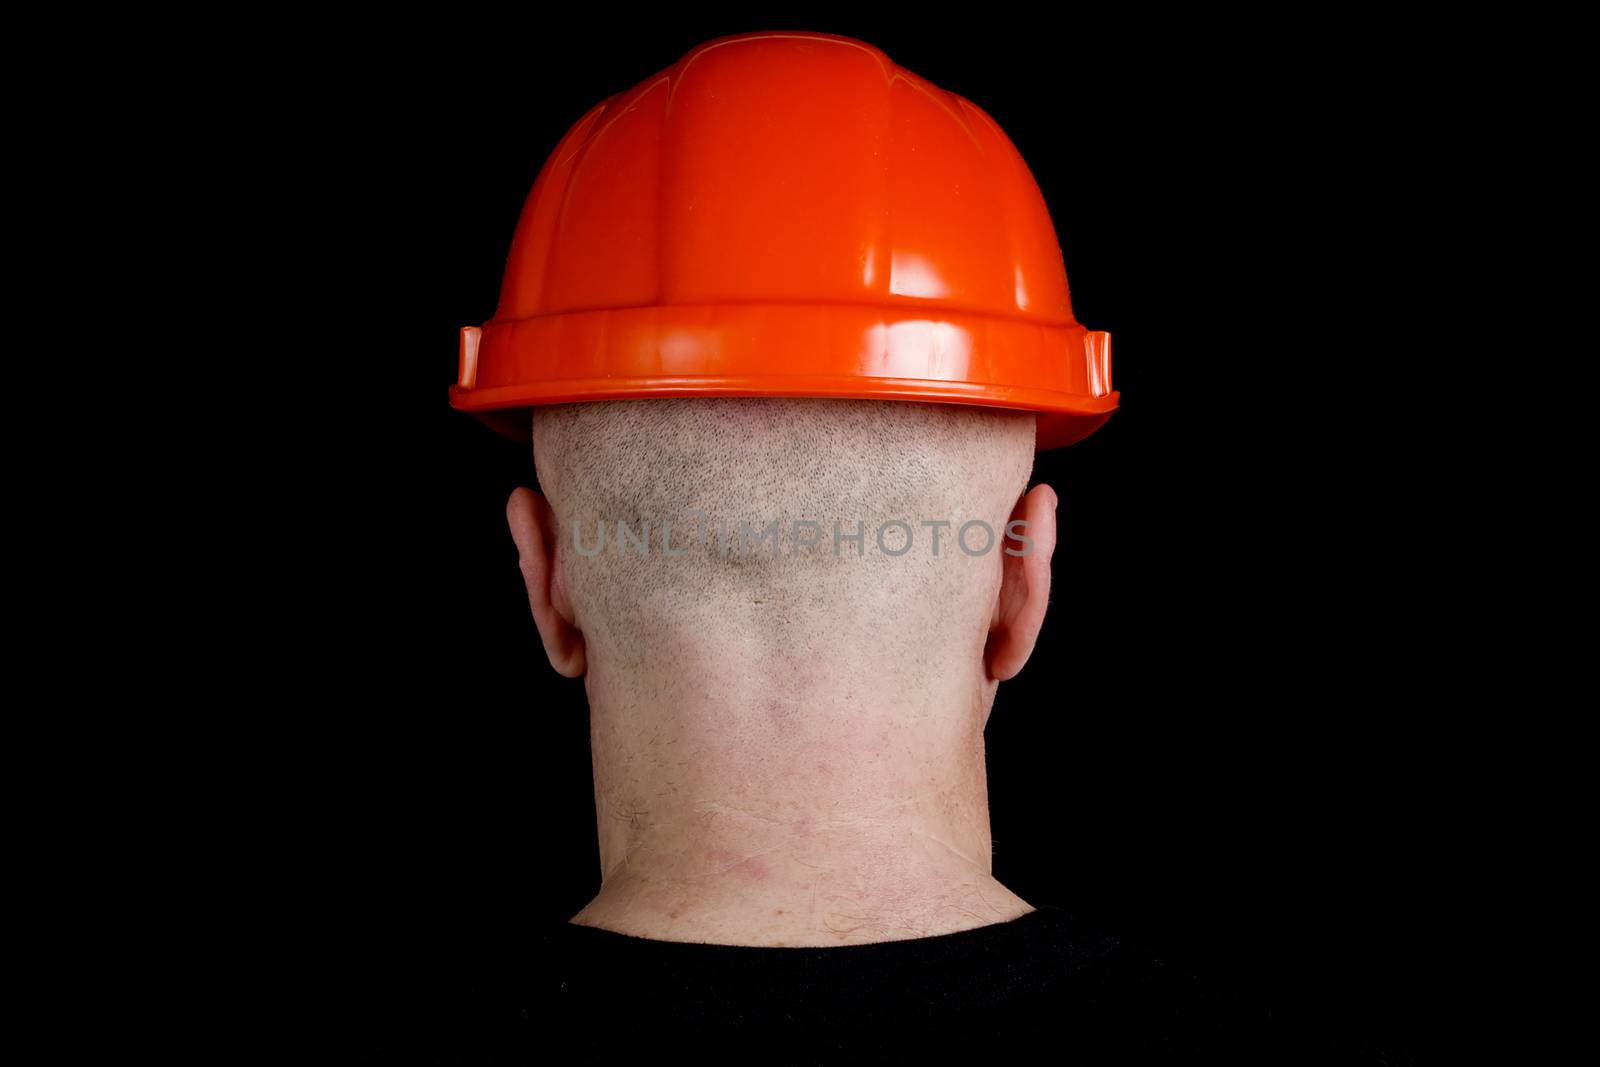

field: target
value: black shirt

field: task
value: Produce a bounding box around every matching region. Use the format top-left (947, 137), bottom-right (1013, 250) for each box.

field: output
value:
top-left (436, 904), bottom-right (1406, 1063)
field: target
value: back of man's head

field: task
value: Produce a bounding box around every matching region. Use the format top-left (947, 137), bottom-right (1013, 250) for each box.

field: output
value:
top-left (505, 397), bottom-right (1061, 937)
top-left (527, 398), bottom-right (1039, 713)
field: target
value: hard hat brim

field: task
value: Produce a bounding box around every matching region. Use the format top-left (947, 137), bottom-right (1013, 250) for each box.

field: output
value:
top-left (449, 302), bottom-right (1118, 452)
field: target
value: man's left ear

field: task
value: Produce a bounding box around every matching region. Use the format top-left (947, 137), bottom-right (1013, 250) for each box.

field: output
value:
top-left (985, 483), bottom-right (1058, 682)
top-left (506, 487), bottom-right (587, 678)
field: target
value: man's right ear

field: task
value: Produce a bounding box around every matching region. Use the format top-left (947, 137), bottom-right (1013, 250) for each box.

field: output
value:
top-left (506, 487), bottom-right (586, 678)
top-left (984, 482), bottom-right (1058, 683)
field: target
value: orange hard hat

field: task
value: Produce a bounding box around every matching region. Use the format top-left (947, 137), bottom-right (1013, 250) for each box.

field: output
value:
top-left (450, 30), bottom-right (1118, 451)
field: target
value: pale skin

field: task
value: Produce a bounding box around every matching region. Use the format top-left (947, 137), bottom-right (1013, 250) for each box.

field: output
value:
top-left (506, 482), bottom-right (1059, 947)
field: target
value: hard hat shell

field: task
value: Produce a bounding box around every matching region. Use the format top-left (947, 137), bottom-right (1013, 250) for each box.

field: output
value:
top-left (450, 30), bottom-right (1118, 450)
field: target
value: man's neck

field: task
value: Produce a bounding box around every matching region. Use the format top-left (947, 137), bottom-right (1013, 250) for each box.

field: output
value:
top-left (569, 663), bottom-right (1032, 946)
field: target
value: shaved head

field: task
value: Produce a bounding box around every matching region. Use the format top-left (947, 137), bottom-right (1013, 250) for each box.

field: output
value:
top-left (506, 396), bottom-right (1060, 942)
top-left (532, 398), bottom-right (1036, 691)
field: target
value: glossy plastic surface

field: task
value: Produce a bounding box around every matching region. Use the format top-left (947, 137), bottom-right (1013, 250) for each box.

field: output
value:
top-left (450, 30), bottom-right (1119, 450)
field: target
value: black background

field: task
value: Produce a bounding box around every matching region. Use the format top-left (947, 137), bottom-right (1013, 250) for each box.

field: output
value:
top-left (302, 16), bottom-right (1426, 1056)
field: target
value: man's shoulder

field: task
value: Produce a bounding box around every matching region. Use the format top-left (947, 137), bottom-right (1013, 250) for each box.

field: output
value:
top-left (435, 907), bottom-right (1396, 1062)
